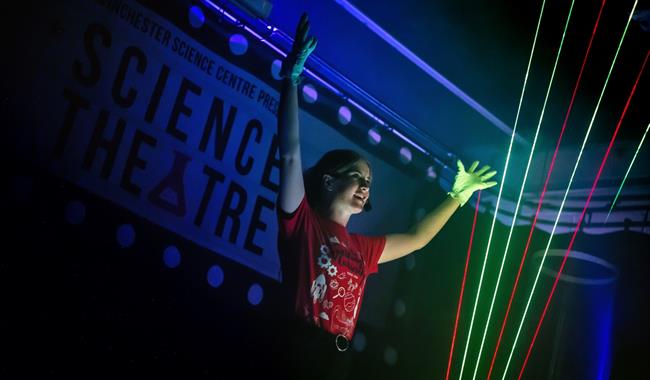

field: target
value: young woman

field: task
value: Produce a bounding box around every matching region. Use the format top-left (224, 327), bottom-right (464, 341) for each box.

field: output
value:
top-left (275, 13), bottom-right (497, 378)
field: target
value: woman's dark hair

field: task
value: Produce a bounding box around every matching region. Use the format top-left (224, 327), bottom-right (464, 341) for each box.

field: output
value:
top-left (304, 149), bottom-right (373, 211)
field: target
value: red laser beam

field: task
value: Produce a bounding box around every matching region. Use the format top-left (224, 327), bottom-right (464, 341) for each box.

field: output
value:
top-left (517, 49), bottom-right (649, 380)
top-left (445, 191), bottom-right (481, 380)
top-left (485, 2), bottom-right (608, 378)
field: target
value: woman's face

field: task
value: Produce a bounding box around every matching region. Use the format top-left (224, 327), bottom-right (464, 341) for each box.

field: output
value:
top-left (330, 160), bottom-right (372, 213)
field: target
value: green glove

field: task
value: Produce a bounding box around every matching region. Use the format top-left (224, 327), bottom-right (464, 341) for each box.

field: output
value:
top-left (448, 160), bottom-right (498, 207)
top-left (281, 13), bottom-right (318, 85)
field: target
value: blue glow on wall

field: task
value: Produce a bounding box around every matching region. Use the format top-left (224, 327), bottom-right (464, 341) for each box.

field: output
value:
top-left (163, 245), bottom-right (181, 268)
top-left (595, 294), bottom-right (615, 380)
top-left (247, 283), bottom-right (263, 305)
top-left (207, 265), bottom-right (224, 288)
top-left (229, 34), bottom-right (248, 55)
top-left (188, 5), bottom-right (205, 28)
top-left (116, 224), bottom-right (135, 248)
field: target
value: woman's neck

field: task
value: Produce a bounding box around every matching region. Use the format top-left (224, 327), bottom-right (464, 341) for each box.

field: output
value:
top-left (318, 203), bottom-right (351, 227)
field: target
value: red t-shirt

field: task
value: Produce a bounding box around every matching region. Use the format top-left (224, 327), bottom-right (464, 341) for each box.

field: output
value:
top-left (278, 197), bottom-right (386, 340)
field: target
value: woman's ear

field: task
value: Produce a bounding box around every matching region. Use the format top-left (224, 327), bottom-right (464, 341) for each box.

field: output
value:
top-left (322, 174), bottom-right (335, 191)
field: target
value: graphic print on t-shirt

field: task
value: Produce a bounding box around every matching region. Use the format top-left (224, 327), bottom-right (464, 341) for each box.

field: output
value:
top-left (332, 305), bottom-right (353, 337)
top-left (279, 198), bottom-right (386, 339)
top-left (310, 273), bottom-right (327, 304)
top-left (309, 234), bottom-right (366, 336)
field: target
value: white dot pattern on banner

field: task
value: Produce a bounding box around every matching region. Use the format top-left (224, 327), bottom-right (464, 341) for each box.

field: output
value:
top-left (367, 128), bottom-right (381, 145)
top-left (399, 147), bottom-right (412, 164)
top-left (352, 331), bottom-right (367, 352)
top-left (247, 283), bottom-right (263, 305)
top-left (116, 224), bottom-right (135, 248)
top-left (302, 84), bottom-right (318, 103)
top-left (65, 200), bottom-right (86, 225)
top-left (271, 59), bottom-right (283, 80)
top-left (188, 5), bottom-right (205, 28)
top-left (426, 165), bottom-right (437, 182)
top-left (229, 34), bottom-right (248, 55)
top-left (207, 265), bottom-right (224, 288)
top-left (384, 346), bottom-right (398, 366)
top-left (163, 246), bottom-right (181, 268)
top-left (338, 106), bottom-right (351, 125)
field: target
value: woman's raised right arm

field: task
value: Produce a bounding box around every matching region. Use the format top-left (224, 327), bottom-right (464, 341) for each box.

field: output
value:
top-left (278, 78), bottom-right (304, 214)
top-left (277, 13), bottom-right (317, 214)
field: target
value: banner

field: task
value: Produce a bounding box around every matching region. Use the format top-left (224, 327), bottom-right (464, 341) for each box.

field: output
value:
top-left (33, 0), bottom-right (282, 280)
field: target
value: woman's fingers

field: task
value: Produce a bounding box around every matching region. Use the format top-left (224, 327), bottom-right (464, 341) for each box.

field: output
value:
top-left (300, 21), bottom-right (310, 43)
top-left (475, 165), bottom-right (491, 176)
top-left (294, 13), bottom-right (310, 47)
top-left (480, 170), bottom-right (497, 180)
top-left (457, 159), bottom-right (466, 173)
top-left (297, 13), bottom-right (308, 34)
top-left (308, 37), bottom-right (318, 51)
top-left (480, 181), bottom-right (498, 190)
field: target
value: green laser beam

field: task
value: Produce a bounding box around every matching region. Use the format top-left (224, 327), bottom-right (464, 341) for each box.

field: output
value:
top-left (500, 3), bottom-right (638, 379)
top-left (456, 1), bottom-right (547, 378)
top-left (605, 122), bottom-right (650, 222)
top-left (470, 2), bottom-right (575, 379)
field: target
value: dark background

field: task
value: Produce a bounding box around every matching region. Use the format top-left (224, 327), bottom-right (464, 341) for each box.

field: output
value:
top-left (2, 1), bottom-right (649, 378)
